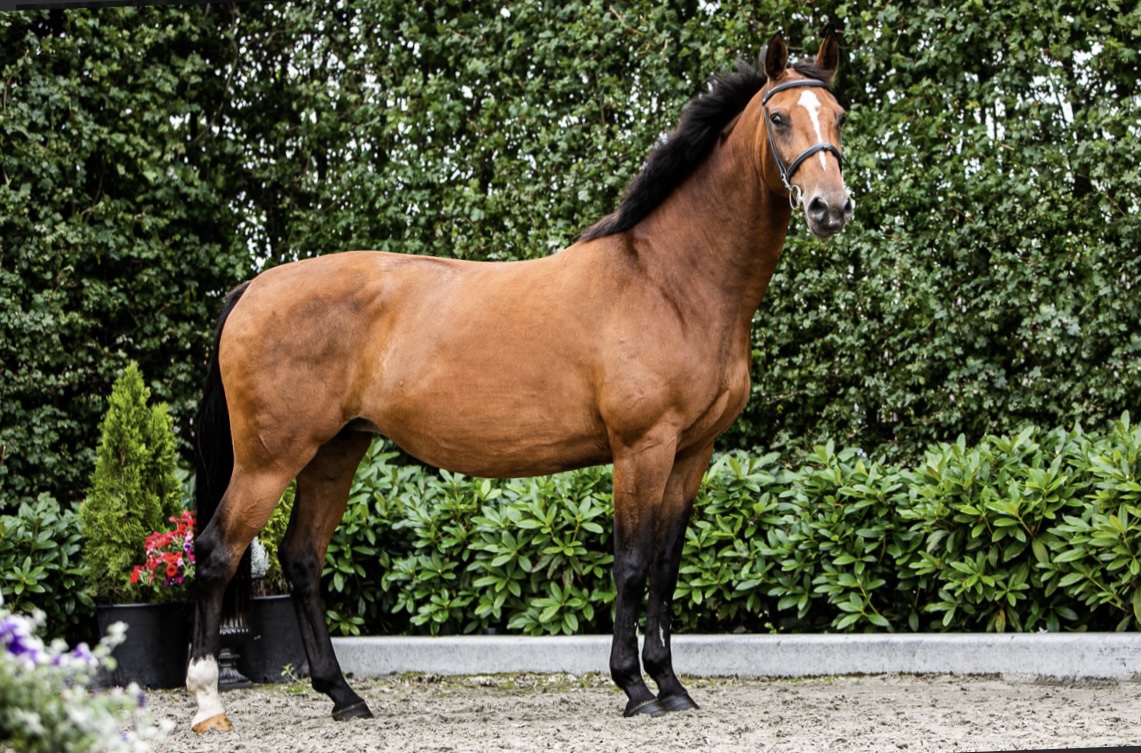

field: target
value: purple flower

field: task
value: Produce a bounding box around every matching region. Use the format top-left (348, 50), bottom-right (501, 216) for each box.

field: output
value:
top-left (1, 614), bottom-right (46, 667)
top-left (0, 613), bottom-right (22, 641)
top-left (69, 642), bottom-right (98, 669)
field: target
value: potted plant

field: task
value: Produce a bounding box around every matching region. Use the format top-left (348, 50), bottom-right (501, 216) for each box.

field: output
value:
top-left (239, 484), bottom-right (309, 683)
top-left (77, 364), bottom-right (190, 689)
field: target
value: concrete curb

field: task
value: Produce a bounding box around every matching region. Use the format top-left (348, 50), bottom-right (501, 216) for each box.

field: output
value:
top-left (332, 633), bottom-right (1141, 680)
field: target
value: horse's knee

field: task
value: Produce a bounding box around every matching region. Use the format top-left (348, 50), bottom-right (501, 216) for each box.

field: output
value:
top-left (613, 549), bottom-right (650, 597)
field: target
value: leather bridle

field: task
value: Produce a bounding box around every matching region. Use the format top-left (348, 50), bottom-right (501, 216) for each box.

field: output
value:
top-left (761, 79), bottom-right (844, 207)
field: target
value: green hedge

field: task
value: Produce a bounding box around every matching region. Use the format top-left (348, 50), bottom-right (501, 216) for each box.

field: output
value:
top-left (0, 7), bottom-right (247, 509)
top-left (4, 2), bottom-right (1139, 509)
top-left (323, 414), bottom-right (1141, 636)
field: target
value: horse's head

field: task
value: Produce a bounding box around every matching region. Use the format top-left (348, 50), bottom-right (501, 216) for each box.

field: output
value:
top-left (759, 31), bottom-right (853, 239)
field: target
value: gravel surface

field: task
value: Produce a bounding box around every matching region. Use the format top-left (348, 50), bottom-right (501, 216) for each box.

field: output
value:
top-left (146, 672), bottom-right (1141, 752)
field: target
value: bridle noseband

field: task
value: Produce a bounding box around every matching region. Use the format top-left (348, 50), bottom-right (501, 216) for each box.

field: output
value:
top-left (762, 79), bottom-right (843, 207)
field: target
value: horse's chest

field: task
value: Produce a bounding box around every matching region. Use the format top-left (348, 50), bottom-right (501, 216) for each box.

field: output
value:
top-left (680, 360), bottom-right (751, 446)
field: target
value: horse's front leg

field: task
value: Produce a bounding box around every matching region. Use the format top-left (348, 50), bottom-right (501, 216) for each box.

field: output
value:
top-left (641, 442), bottom-right (713, 713)
top-left (609, 434), bottom-right (678, 717)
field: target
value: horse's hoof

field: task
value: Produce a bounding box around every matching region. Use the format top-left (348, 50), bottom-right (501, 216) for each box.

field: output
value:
top-left (623, 697), bottom-right (666, 718)
top-left (658, 692), bottom-right (700, 713)
top-left (332, 701), bottom-right (373, 721)
top-left (191, 713), bottom-right (234, 734)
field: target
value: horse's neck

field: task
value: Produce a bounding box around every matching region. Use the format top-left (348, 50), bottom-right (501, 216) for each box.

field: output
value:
top-left (634, 125), bottom-right (792, 330)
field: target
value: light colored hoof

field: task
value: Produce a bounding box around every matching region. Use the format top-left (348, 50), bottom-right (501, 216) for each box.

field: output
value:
top-left (192, 713), bottom-right (234, 734)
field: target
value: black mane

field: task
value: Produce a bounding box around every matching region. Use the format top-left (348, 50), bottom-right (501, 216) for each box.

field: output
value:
top-left (579, 59), bottom-right (831, 242)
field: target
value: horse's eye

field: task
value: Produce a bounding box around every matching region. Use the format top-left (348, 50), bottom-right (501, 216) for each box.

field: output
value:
top-left (769, 113), bottom-right (785, 127)
top-left (837, 113), bottom-right (848, 128)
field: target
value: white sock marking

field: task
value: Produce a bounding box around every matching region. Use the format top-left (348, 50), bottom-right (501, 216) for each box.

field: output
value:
top-left (186, 657), bottom-right (226, 726)
top-left (798, 90), bottom-right (828, 171)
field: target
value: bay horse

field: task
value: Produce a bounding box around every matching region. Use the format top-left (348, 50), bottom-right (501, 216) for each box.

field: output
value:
top-left (188, 31), bottom-right (853, 732)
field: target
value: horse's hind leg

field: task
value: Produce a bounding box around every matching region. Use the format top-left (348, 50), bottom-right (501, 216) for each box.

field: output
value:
top-left (641, 442), bottom-right (713, 714)
top-left (280, 431), bottom-right (374, 721)
top-left (189, 468), bottom-right (293, 733)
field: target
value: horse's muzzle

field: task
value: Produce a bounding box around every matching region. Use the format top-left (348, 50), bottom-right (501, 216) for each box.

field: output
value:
top-left (805, 189), bottom-right (854, 239)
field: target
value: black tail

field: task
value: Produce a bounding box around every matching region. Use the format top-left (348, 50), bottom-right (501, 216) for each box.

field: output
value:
top-left (193, 281), bottom-right (255, 630)
top-left (193, 280), bottom-right (250, 534)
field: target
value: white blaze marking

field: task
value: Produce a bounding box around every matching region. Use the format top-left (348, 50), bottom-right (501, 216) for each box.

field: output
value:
top-left (798, 90), bottom-right (828, 171)
top-left (659, 625), bottom-right (666, 649)
top-left (186, 657), bottom-right (226, 726)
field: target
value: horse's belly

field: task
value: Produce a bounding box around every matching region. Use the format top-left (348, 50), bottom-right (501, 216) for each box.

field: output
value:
top-left (370, 384), bottom-right (612, 478)
top-left (380, 418), bottom-right (612, 478)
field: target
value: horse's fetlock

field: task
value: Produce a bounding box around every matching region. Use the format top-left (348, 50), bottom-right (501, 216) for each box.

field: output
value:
top-left (310, 671), bottom-right (339, 696)
top-left (609, 653), bottom-right (642, 689)
top-left (642, 647), bottom-right (667, 675)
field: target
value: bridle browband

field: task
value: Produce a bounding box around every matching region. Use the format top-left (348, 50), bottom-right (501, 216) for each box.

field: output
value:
top-left (761, 78), bottom-right (843, 207)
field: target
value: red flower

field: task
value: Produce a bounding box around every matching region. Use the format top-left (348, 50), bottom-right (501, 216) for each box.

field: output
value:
top-left (131, 510), bottom-right (197, 593)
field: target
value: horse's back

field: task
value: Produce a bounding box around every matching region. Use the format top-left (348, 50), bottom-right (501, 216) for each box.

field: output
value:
top-left (219, 250), bottom-right (615, 476)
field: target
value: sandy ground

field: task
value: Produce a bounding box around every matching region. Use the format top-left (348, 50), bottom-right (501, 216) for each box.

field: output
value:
top-left (145, 672), bottom-right (1140, 753)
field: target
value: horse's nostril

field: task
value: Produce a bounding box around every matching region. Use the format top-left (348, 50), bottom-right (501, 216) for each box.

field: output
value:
top-left (843, 197), bottom-right (854, 217)
top-left (807, 197), bottom-right (828, 220)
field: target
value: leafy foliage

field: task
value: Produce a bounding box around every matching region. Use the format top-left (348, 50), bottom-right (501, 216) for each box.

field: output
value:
top-left (0, 7), bottom-right (249, 509)
top-left (3, 2), bottom-right (1138, 512)
top-left (0, 495), bottom-right (92, 643)
top-left (77, 365), bottom-right (183, 602)
top-left (322, 415), bottom-right (1140, 636)
top-left (731, 0), bottom-right (1141, 458)
top-left (322, 447), bottom-right (615, 636)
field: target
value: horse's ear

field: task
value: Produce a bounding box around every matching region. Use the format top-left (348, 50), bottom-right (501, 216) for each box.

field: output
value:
top-left (763, 32), bottom-right (788, 81)
top-left (816, 28), bottom-right (840, 82)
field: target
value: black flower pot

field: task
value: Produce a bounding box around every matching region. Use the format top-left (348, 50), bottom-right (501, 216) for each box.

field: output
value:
top-left (94, 602), bottom-right (191, 689)
top-left (237, 594), bottom-right (309, 683)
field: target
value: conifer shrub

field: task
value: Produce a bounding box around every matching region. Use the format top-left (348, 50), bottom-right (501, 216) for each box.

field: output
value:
top-left (78, 364), bottom-right (182, 601)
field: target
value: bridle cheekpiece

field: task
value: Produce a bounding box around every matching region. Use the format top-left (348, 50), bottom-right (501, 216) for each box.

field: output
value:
top-left (761, 78), bottom-right (844, 208)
